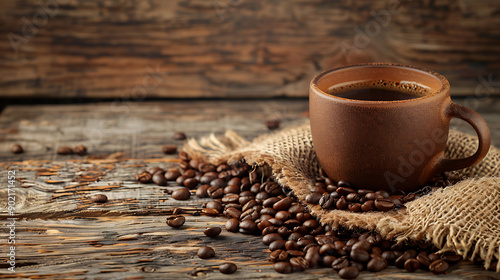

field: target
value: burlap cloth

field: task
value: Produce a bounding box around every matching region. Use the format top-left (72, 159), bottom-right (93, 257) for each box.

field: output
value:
top-left (183, 123), bottom-right (500, 271)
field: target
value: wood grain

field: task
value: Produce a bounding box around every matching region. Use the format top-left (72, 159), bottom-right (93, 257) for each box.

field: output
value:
top-left (0, 0), bottom-right (499, 99)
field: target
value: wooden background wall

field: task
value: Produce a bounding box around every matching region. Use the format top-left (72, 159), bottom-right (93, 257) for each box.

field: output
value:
top-left (0, 0), bottom-right (499, 99)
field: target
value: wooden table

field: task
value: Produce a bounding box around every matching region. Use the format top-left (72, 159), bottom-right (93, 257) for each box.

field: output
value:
top-left (1, 99), bottom-right (499, 279)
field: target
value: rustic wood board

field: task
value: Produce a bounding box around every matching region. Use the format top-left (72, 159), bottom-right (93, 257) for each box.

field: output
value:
top-left (0, 0), bottom-right (499, 99)
top-left (0, 99), bottom-right (499, 279)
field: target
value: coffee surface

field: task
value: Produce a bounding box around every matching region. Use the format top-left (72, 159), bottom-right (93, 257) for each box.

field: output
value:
top-left (331, 88), bottom-right (422, 101)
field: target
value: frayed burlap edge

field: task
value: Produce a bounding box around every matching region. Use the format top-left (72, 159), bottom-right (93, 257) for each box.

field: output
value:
top-left (182, 123), bottom-right (500, 271)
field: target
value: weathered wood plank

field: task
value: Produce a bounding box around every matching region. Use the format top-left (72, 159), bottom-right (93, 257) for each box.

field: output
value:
top-left (0, 0), bottom-right (499, 98)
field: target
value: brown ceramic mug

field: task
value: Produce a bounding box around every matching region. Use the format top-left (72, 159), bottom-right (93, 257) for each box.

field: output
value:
top-left (309, 63), bottom-right (491, 193)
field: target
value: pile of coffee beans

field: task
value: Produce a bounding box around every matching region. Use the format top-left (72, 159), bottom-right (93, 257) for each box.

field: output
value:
top-left (137, 152), bottom-right (462, 278)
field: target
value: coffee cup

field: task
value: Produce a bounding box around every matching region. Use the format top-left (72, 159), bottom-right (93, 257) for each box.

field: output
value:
top-left (309, 63), bottom-right (491, 192)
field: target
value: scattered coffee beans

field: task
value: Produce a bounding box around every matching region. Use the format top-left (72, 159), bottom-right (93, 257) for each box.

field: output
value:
top-left (197, 246), bottom-right (215, 259)
top-left (219, 262), bottom-right (237, 274)
top-left (11, 144), bottom-right (23, 154)
top-left (166, 215), bottom-right (185, 228)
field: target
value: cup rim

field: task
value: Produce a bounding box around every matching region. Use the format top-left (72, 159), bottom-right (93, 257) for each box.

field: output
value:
top-left (311, 63), bottom-right (450, 103)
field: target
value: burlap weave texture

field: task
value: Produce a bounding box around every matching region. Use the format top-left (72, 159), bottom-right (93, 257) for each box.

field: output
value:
top-left (183, 123), bottom-right (500, 271)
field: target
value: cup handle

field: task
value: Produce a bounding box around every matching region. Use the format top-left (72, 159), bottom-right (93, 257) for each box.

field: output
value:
top-left (435, 102), bottom-right (491, 173)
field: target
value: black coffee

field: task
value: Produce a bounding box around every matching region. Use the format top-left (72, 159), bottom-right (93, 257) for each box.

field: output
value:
top-left (331, 88), bottom-right (422, 101)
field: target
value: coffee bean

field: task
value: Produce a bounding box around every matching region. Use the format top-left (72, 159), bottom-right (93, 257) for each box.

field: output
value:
top-left (57, 146), bottom-right (73, 155)
top-left (266, 119), bottom-right (280, 130)
top-left (270, 249), bottom-right (289, 262)
top-left (285, 240), bottom-right (300, 250)
top-left (197, 246), bottom-right (215, 259)
top-left (442, 253), bottom-right (461, 264)
top-left (349, 261), bottom-right (364, 272)
top-left (176, 175), bottom-right (186, 186)
top-left (11, 144), bottom-right (23, 154)
top-left (262, 226), bottom-right (277, 236)
top-left (171, 188), bottom-right (190, 200)
top-left (172, 208), bottom-right (182, 215)
top-left (319, 193), bottom-right (335, 209)
top-left (226, 218), bottom-right (239, 232)
top-left (219, 262), bottom-right (237, 274)
top-left (346, 193), bottom-right (360, 202)
top-left (136, 171), bottom-right (152, 183)
top-left (91, 194), bottom-right (108, 203)
top-left (350, 249), bottom-right (370, 263)
top-left (269, 240), bottom-right (287, 251)
top-left (374, 199), bottom-right (394, 211)
top-left (395, 251), bottom-right (412, 268)
top-left (322, 255), bottom-right (337, 267)
top-left (416, 251), bottom-right (431, 267)
top-left (162, 145), bottom-right (177, 154)
top-left (273, 197), bottom-right (293, 211)
top-left (361, 200), bottom-right (375, 212)
top-left (429, 260), bottom-right (449, 274)
top-left (209, 187), bottom-right (224, 199)
top-left (404, 258), bottom-right (420, 272)
top-left (166, 215), bottom-right (185, 228)
top-left (224, 185), bottom-right (240, 194)
top-left (337, 187), bottom-right (356, 198)
top-left (239, 220), bottom-right (257, 233)
top-left (152, 173), bottom-right (168, 186)
top-left (306, 193), bottom-right (322, 204)
top-left (305, 246), bottom-right (320, 267)
top-left (367, 255), bottom-right (388, 272)
top-left (332, 257), bottom-right (349, 270)
top-left (164, 169), bottom-right (181, 181)
top-left (225, 207), bottom-right (242, 219)
top-left (196, 184), bottom-right (210, 198)
top-left (288, 203), bottom-right (305, 214)
top-left (173, 132), bottom-right (187, 140)
top-left (205, 200), bottom-right (223, 213)
top-left (183, 178), bottom-right (198, 189)
top-left (72, 145), bottom-right (87, 156)
top-left (352, 240), bottom-right (371, 252)
top-left (315, 235), bottom-right (334, 246)
top-left (290, 257), bottom-right (309, 271)
top-left (336, 180), bottom-right (351, 188)
top-left (365, 193), bottom-right (383, 200)
top-left (148, 167), bottom-right (164, 175)
top-left (201, 208), bottom-right (219, 216)
top-left (428, 252), bottom-right (440, 262)
top-left (203, 227), bottom-right (221, 237)
top-left (338, 266), bottom-right (359, 279)
top-left (273, 262), bottom-right (292, 274)
top-left (336, 196), bottom-right (348, 210)
top-left (303, 219), bottom-right (319, 229)
top-left (348, 203), bottom-right (361, 212)
top-left (263, 233), bottom-right (283, 245)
